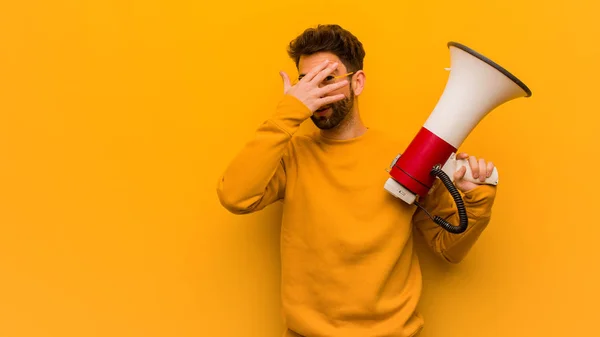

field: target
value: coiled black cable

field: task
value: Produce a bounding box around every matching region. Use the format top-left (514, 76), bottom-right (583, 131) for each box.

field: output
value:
top-left (413, 165), bottom-right (469, 234)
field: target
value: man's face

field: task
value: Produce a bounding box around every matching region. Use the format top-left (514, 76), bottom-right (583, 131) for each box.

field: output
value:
top-left (298, 52), bottom-right (355, 130)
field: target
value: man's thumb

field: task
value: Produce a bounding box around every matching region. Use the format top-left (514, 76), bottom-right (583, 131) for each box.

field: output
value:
top-left (280, 71), bottom-right (291, 92)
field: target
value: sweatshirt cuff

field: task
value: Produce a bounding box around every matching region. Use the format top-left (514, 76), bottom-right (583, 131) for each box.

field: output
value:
top-left (462, 185), bottom-right (497, 218)
top-left (270, 95), bottom-right (312, 136)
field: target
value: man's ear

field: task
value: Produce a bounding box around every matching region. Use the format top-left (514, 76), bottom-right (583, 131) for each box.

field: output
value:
top-left (352, 70), bottom-right (366, 96)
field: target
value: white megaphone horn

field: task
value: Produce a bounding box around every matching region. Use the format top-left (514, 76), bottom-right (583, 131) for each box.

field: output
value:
top-left (384, 41), bottom-right (532, 234)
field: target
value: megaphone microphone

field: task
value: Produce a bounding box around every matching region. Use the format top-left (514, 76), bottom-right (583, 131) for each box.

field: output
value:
top-left (385, 41), bottom-right (532, 234)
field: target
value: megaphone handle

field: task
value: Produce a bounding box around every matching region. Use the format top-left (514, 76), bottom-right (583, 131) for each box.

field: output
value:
top-left (456, 159), bottom-right (499, 185)
top-left (414, 165), bottom-right (469, 234)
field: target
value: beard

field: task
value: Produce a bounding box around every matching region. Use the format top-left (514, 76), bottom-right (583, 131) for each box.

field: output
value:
top-left (311, 89), bottom-right (355, 130)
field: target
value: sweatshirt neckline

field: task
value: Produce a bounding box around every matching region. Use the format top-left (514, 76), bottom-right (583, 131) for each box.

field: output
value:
top-left (317, 127), bottom-right (372, 145)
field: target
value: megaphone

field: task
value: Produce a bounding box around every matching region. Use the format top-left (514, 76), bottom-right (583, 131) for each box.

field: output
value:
top-left (384, 41), bottom-right (532, 234)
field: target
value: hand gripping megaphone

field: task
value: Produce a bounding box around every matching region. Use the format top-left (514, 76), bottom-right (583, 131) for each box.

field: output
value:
top-left (384, 42), bottom-right (532, 234)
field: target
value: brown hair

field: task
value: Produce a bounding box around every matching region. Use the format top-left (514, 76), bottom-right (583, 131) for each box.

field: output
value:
top-left (287, 24), bottom-right (365, 73)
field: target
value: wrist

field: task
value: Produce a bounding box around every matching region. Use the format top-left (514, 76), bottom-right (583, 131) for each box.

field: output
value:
top-left (271, 95), bottom-right (312, 135)
top-left (462, 185), bottom-right (497, 217)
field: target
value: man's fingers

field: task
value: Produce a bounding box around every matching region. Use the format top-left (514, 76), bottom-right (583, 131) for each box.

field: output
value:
top-left (303, 59), bottom-right (332, 82)
top-left (486, 161), bottom-right (494, 178)
top-left (318, 79), bottom-right (349, 95)
top-left (280, 71), bottom-right (291, 93)
top-left (478, 158), bottom-right (486, 182)
top-left (311, 61), bottom-right (339, 84)
top-left (456, 152), bottom-right (469, 160)
top-left (469, 156), bottom-right (479, 179)
top-left (317, 93), bottom-right (346, 106)
top-left (454, 166), bottom-right (466, 181)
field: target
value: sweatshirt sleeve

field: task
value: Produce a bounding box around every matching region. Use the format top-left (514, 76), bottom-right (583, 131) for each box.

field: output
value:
top-left (216, 94), bottom-right (312, 215)
top-left (411, 178), bottom-right (497, 263)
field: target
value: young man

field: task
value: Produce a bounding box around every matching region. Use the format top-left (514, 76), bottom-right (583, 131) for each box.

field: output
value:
top-left (217, 24), bottom-right (497, 337)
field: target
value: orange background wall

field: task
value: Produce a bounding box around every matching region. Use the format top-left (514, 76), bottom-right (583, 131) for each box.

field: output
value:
top-left (1, 1), bottom-right (598, 336)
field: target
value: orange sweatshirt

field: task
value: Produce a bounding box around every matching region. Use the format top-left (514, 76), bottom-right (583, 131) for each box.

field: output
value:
top-left (217, 95), bottom-right (497, 337)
